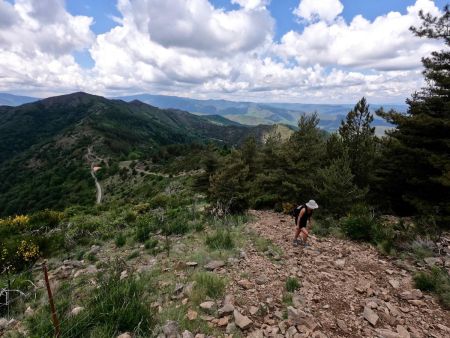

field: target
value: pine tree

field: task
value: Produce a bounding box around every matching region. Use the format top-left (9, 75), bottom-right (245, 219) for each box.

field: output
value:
top-left (377, 6), bottom-right (450, 227)
top-left (339, 97), bottom-right (376, 188)
top-left (208, 150), bottom-right (250, 213)
top-left (250, 133), bottom-right (287, 209)
top-left (281, 113), bottom-right (327, 203)
top-left (314, 154), bottom-right (366, 218)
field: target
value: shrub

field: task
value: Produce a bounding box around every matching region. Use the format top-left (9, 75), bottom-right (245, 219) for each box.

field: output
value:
top-left (115, 234), bottom-right (126, 247)
top-left (205, 230), bottom-right (234, 250)
top-left (340, 204), bottom-right (377, 241)
top-left (144, 238), bottom-right (158, 250)
top-left (29, 210), bottom-right (64, 228)
top-left (192, 222), bottom-right (205, 232)
top-left (312, 217), bottom-right (337, 237)
top-left (413, 267), bottom-right (450, 309)
top-left (124, 210), bottom-right (137, 223)
top-left (190, 272), bottom-right (226, 305)
top-left (149, 193), bottom-right (170, 208)
top-left (410, 239), bottom-right (435, 259)
top-left (285, 277), bottom-right (301, 292)
top-left (135, 224), bottom-right (150, 243)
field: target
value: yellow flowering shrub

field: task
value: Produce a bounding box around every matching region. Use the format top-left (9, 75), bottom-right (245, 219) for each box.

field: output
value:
top-left (16, 240), bottom-right (40, 262)
top-left (12, 215), bottom-right (30, 227)
top-left (0, 214), bottom-right (30, 228)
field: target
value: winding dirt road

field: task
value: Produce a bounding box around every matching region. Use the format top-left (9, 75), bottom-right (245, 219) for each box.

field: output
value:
top-left (86, 146), bottom-right (103, 204)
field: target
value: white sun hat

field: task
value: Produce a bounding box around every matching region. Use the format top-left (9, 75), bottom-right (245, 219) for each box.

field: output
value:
top-left (306, 200), bottom-right (319, 209)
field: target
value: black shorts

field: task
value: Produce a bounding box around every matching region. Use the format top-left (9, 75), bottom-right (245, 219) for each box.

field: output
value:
top-left (295, 219), bottom-right (307, 229)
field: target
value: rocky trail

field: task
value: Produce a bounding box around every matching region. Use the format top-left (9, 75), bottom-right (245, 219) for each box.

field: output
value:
top-left (210, 211), bottom-right (450, 338)
top-left (2, 211), bottom-right (449, 338)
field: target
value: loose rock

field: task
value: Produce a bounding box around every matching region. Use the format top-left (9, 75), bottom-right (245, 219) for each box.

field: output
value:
top-left (233, 309), bottom-right (253, 330)
top-left (363, 306), bottom-right (379, 326)
top-left (204, 260), bottom-right (225, 271)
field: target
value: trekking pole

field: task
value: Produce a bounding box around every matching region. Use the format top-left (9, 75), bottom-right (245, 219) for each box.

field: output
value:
top-left (42, 261), bottom-right (61, 338)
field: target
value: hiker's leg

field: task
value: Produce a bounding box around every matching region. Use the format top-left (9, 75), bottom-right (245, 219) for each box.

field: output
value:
top-left (294, 226), bottom-right (301, 240)
top-left (301, 228), bottom-right (309, 243)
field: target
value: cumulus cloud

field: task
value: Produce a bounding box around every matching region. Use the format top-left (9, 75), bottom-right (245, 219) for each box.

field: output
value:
top-left (0, 0), bottom-right (94, 92)
top-left (0, 0), bottom-right (445, 104)
top-left (294, 0), bottom-right (343, 23)
top-left (115, 0), bottom-right (273, 55)
top-left (277, 0), bottom-right (442, 71)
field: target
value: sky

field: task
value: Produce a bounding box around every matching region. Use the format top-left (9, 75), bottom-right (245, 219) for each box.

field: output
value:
top-left (0, 0), bottom-right (448, 103)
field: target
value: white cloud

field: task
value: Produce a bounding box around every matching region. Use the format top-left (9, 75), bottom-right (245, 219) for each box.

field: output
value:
top-left (0, 0), bottom-right (94, 92)
top-left (294, 0), bottom-right (343, 23)
top-left (115, 0), bottom-right (273, 55)
top-left (277, 0), bottom-right (442, 71)
top-left (231, 0), bottom-right (270, 10)
top-left (0, 0), bottom-right (445, 104)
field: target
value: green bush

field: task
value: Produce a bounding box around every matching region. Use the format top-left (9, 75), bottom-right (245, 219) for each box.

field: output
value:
top-left (163, 221), bottom-right (189, 235)
top-left (285, 277), bottom-right (301, 292)
top-left (144, 238), bottom-right (158, 250)
top-left (192, 222), bottom-right (205, 232)
top-left (205, 230), bottom-right (234, 250)
top-left (312, 217), bottom-right (337, 237)
top-left (124, 210), bottom-right (137, 223)
top-left (29, 209), bottom-right (64, 228)
top-left (340, 204), bottom-right (377, 241)
top-left (410, 239), bottom-right (435, 259)
top-left (149, 193), bottom-right (170, 208)
top-left (413, 267), bottom-right (450, 309)
top-left (115, 234), bottom-right (126, 247)
top-left (135, 224), bottom-right (151, 243)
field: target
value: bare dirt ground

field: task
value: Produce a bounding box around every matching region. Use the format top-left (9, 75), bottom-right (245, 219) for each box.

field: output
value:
top-left (221, 210), bottom-right (450, 338)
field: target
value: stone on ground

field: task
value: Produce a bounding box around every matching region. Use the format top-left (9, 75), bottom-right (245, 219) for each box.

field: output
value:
top-left (204, 260), bottom-right (225, 271)
top-left (162, 320), bottom-right (179, 338)
top-left (363, 306), bottom-right (379, 326)
top-left (233, 309), bottom-right (253, 329)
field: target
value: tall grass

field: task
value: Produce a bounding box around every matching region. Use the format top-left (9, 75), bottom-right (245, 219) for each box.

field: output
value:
top-left (190, 272), bottom-right (226, 305)
top-left (205, 230), bottom-right (234, 250)
top-left (27, 269), bottom-right (155, 337)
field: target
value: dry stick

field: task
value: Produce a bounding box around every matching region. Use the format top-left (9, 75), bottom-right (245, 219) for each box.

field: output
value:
top-left (42, 261), bottom-right (61, 338)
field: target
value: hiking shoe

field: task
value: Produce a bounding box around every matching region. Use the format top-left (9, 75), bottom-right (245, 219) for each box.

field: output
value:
top-left (303, 242), bottom-right (310, 248)
top-left (293, 239), bottom-right (300, 247)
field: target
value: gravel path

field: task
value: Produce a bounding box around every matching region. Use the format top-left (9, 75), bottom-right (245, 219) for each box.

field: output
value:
top-left (221, 210), bottom-right (450, 338)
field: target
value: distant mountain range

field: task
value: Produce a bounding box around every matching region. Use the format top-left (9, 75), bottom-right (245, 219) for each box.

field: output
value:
top-left (0, 93), bottom-right (39, 106)
top-left (116, 94), bottom-right (406, 132)
top-left (1, 92), bottom-right (406, 132)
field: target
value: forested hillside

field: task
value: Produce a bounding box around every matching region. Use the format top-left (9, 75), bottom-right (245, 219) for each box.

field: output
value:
top-left (0, 93), bottom-right (282, 215)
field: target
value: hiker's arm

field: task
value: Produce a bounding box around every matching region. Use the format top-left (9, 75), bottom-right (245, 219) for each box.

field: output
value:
top-left (307, 216), bottom-right (313, 229)
top-left (297, 208), bottom-right (305, 227)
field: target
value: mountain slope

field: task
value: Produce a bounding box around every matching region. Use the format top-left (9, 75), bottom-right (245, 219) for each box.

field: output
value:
top-left (0, 92), bottom-right (283, 215)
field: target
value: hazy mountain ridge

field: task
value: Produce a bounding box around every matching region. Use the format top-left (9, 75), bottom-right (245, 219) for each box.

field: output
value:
top-left (117, 93), bottom-right (406, 131)
top-left (1, 93), bottom-right (406, 132)
top-left (0, 93), bottom-right (38, 106)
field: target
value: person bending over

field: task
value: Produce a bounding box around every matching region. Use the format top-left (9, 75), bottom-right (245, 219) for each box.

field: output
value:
top-left (293, 200), bottom-right (318, 247)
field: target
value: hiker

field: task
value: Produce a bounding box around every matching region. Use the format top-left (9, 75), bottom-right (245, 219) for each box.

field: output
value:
top-left (293, 200), bottom-right (318, 246)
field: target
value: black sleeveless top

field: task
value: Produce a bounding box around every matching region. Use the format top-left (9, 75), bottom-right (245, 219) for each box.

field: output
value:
top-left (297, 205), bottom-right (312, 228)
